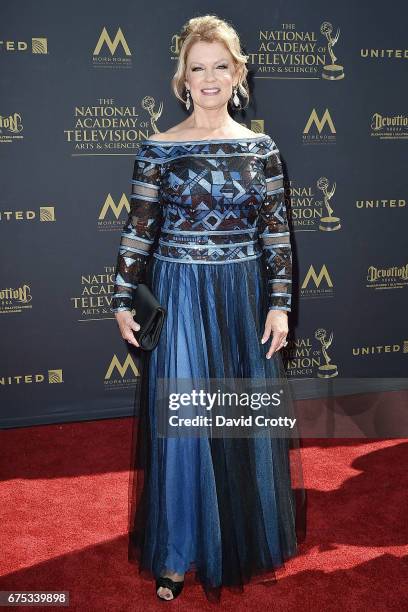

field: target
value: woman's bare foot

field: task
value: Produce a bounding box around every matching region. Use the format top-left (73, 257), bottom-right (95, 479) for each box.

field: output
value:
top-left (156, 570), bottom-right (185, 600)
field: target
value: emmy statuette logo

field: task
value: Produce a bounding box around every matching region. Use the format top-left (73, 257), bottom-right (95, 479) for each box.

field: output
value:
top-left (317, 177), bottom-right (341, 231)
top-left (141, 96), bottom-right (163, 135)
top-left (320, 22), bottom-right (345, 80)
top-left (315, 328), bottom-right (338, 378)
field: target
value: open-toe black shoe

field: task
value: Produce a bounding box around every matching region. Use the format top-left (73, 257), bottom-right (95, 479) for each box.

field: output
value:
top-left (156, 575), bottom-right (185, 601)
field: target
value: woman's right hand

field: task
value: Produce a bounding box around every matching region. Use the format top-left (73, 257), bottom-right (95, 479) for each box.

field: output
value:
top-left (114, 311), bottom-right (141, 348)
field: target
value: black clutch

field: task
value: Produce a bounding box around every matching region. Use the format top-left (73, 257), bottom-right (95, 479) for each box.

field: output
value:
top-left (132, 283), bottom-right (166, 351)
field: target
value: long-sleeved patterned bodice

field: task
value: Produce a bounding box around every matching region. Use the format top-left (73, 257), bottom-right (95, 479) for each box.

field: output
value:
top-left (111, 134), bottom-right (292, 313)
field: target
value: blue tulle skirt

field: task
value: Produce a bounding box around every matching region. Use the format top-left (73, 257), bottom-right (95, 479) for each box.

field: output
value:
top-left (128, 256), bottom-right (305, 602)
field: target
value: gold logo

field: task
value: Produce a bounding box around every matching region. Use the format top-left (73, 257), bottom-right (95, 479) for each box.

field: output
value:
top-left (370, 112), bottom-right (408, 140)
top-left (66, 98), bottom-right (153, 154)
top-left (40, 207), bottom-right (56, 221)
top-left (302, 264), bottom-right (333, 288)
top-left (99, 194), bottom-right (129, 220)
top-left (0, 284), bottom-right (33, 314)
top-left (170, 34), bottom-right (183, 58)
top-left (105, 354), bottom-right (140, 378)
top-left (316, 177), bottom-right (341, 231)
top-left (72, 267), bottom-right (115, 318)
top-left (244, 24), bottom-right (346, 81)
top-left (304, 109), bottom-right (336, 135)
top-left (283, 332), bottom-right (339, 379)
top-left (32, 38), bottom-right (48, 54)
top-left (320, 22), bottom-right (345, 80)
top-left (250, 119), bottom-right (265, 133)
top-left (141, 96), bottom-right (163, 134)
top-left (0, 369), bottom-right (64, 385)
top-left (48, 369), bottom-right (63, 383)
top-left (93, 27), bottom-right (131, 56)
top-left (315, 328), bottom-right (338, 378)
top-left (0, 37), bottom-right (48, 54)
top-left (0, 113), bottom-right (23, 133)
top-left (0, 112), bottom-right (23, 144)
top-left (366, 264), bottom-right (408, 289)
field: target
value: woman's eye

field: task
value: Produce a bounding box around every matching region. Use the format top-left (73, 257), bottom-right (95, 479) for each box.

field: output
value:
top-left (192, 65), bottom-right (228, 71)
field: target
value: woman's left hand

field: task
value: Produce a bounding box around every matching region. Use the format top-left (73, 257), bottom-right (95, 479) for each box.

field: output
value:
top-left (261, 310), bottom-right (289, 359)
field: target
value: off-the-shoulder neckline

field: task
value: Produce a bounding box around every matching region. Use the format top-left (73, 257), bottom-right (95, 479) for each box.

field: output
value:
top-left (141, 134), bottom-right (271, 145)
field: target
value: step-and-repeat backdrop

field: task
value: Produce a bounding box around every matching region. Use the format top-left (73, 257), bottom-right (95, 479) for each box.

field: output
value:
top-left (1, 1), bottom-right (407, 428)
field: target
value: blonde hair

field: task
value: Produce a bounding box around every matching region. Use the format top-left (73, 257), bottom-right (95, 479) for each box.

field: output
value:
top-left (171, 15), bottom-right (250, 110)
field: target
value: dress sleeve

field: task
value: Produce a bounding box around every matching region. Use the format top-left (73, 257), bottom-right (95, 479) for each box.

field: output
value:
top-left (258, 139), bottom-right (292, 312)
top-left (110, 147), bottom-right (162, 313)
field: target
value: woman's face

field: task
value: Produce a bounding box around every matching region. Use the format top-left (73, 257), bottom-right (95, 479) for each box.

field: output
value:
top-left (184, 40), bottom-right (238, 109)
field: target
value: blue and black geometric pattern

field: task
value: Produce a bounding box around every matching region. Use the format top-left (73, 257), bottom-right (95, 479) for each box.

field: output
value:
top-left (111, 134), bottom-right (292, 312)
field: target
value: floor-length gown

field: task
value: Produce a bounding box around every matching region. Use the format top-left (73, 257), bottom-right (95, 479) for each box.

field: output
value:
top-left (111, 134), bottom-right (306, 602)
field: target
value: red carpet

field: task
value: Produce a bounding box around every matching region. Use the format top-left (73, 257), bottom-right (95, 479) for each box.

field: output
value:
top-left (0, 413), bottom-right (407, 610)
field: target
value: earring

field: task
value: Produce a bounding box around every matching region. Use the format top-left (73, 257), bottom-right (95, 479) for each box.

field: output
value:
top-left (232, 86), bottom-right (240, 107)
top-left (185, 89), bottom-right (191, 111)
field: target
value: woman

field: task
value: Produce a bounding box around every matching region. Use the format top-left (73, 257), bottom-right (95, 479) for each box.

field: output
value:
top-left (111, 14), bottom-right (305, 603)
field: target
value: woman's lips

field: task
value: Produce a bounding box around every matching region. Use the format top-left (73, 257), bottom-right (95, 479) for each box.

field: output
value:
top-left (201, 88), bottom-right (220, 95)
